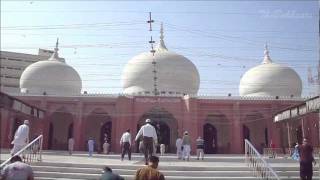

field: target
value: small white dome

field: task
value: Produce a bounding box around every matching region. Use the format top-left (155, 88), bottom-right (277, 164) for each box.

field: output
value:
top-left (20, 39), bottom-right (82, 95)
top-left (239, 45), bottom-right (302, 97)
top-left (122, 24), bottom-right (200, 95)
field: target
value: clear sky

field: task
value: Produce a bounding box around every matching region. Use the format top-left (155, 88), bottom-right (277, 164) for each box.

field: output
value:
top-left (1, 1), bottom-right (318, 96)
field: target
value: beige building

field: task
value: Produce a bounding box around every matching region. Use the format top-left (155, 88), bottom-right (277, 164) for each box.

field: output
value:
top-left (0, 49), bottom-right (64, 94)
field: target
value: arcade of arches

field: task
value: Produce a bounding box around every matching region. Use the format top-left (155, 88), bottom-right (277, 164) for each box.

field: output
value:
top-left (3, 95), bottom-right (318, 154)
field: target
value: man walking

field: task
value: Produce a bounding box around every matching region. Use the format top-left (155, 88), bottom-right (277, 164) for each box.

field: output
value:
top-left (120, 129), bottom-right (132, 161)
top-left (68, 137), bottom-right (74, 155)
top-left (11, 120), bottom-right (30, 156)
top-left (196, 136), bottom-right (204, 160)
top-left (134, 155), bottom-right (165, 180)
top-left (298, 138), bottom-right (315, 180)
top-left (175, 136), bottom-right (182, 159)
top-left (88, 138), bottom-right (94, 157)
top-left (135, 119), bottom-right (158, 165)
top-left (182, 131), bottom-right (191, 161)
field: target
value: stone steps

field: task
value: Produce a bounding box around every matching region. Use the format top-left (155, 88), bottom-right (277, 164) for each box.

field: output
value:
top-left (2, 150), bottom-right (319, 180)
top-left (27, 153), bottom-right (261, 180)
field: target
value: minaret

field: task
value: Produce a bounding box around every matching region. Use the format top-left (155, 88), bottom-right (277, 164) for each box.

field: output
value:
top-left (262, 43), bottom-right (272, 64)
top-left (157, 23), bottom-right (168, 51)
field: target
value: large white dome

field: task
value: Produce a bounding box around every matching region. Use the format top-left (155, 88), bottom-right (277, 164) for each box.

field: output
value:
top-left (239, 45), bottom-right (302, 97)
top-left (20, 40), bottom-right (82, 95)
top-left (122, 24), bottom-right (200, 95)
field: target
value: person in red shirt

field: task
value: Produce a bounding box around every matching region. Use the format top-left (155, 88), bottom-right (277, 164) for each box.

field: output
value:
top-left (298, 138), bottom-right (316, 180)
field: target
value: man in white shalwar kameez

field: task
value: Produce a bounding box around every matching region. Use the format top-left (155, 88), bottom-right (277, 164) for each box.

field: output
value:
top-left (176, 136), bottom-right (183, 159)
top-left (11, 120), bottom-right (30, 156)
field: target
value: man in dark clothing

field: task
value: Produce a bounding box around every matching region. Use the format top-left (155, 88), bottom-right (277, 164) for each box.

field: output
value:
top-left (298, 138), bottom-right (315, 180)
top-left (100, 166), bottom-right (124, 180)
top-left (134, 156), bottom-right (165, 180)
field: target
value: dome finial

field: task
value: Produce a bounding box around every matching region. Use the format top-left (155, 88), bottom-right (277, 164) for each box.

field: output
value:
top-left (157, 22), bottom-right (168, 51)
top-left (55, 38), bottom-right (59, 52)
top-left (262, 42), bottom-right (272, 64)
top-left (160, 23), bottom-right (164, 41)
top-left (49, 38), bottom-right (61, 61)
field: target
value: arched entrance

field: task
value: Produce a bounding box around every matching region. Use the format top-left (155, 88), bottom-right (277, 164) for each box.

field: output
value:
top-left (204, 113), bottom-right (230, 153)
top-left (137, 107), bottom-right (177, 153)
top-left (203, 123), bottom-right (217, 154)
top-left (100, 121), bottom-right (112, 151)
top-left (85, 109), bottom-right (112, 152)
top-left (48, 108), bottom-right (73, 150)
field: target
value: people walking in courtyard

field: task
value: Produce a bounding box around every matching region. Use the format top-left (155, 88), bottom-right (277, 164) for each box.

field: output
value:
top-left (175, 136), bottom-right (183, 159)
top-left (298, 138), bottom-right (315, 180)
top-left (11, 120), bottom-right (30, 156)
top-left (196, 136), bottom-right (204, 160)
top-left (1, 155), bottom-right (34, 180)
top-left (120, 129), bottom-right (132, 161)
top-left (134, 155), bottom-right (165, 180)
top-left (88, 138), bottom-right (95, 157)
top-left (182, 131), bottom-right (191, 161)
top-left (135, 119), bottom-right (158, 165)
top-left (100, 166), bottom-right (124, 180)
top-left (68, 137), bottom-right (74, 155)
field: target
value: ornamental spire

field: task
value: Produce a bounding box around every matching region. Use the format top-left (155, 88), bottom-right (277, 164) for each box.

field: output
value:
top-left (262, 43), bottom-right (272, 64)
top-left (157, 22), bottom-right (168, 51)
top-left (49, 38), bottom-right (62, 61)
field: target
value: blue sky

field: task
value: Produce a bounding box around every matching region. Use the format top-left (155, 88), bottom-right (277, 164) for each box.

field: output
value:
top-left (1, 1), bottom-right (318, 96)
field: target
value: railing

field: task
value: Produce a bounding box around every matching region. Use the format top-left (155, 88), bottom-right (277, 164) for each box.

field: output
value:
top-left (245, 139), bottom-right (280, 180)
top-left (0, 135), bottom-right (43, 169)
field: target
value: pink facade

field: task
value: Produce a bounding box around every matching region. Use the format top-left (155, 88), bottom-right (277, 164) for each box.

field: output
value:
top-left (2, 94), bottom-right (319, 154)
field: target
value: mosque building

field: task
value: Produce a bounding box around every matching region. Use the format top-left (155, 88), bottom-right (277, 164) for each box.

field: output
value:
top-left (1, 25), bottom-right (318, 154)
